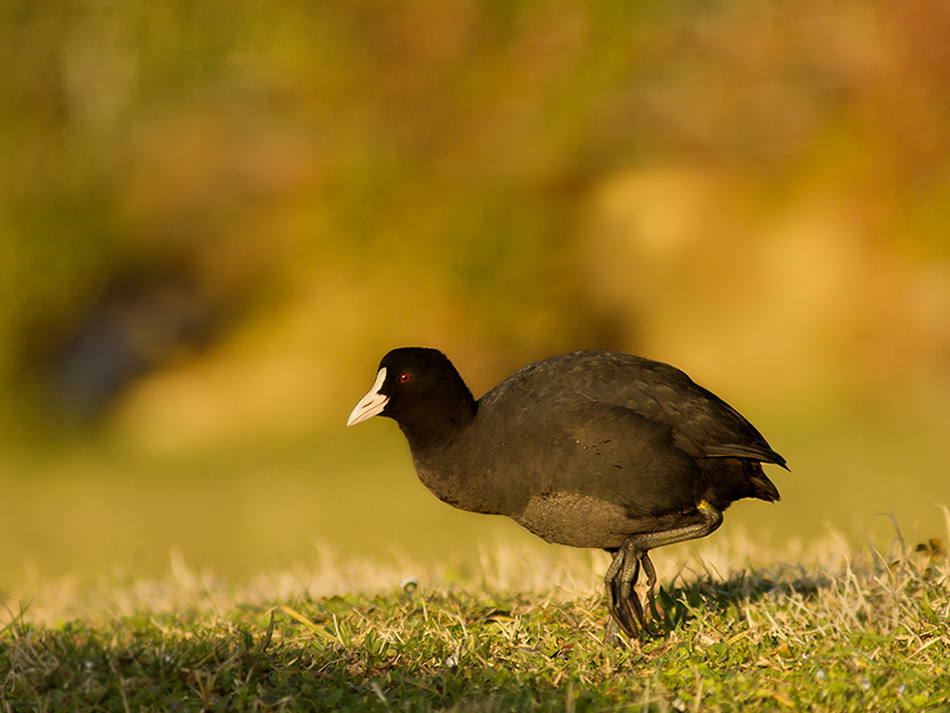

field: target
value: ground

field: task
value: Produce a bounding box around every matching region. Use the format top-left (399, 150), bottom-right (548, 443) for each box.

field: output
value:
top-left (2, 530), bottom-right (948, 712)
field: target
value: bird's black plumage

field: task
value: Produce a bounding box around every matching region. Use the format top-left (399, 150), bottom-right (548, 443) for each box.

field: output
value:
top-left (347, 347), bottom-right (787, 641)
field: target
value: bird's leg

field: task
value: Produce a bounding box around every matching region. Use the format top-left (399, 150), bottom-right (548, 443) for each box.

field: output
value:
top-left (638, 552), bottom-right (657, 618)
top-left (604, 542), bottom-right (654, 639)
top-left (617, 548), bottom-right (649, 635)
top-left (604, 548), bottom-right (640, 639)
top-left (603, 611), bottom-right (623, 645)
top-left (605, 501), bottom-right (724, 639)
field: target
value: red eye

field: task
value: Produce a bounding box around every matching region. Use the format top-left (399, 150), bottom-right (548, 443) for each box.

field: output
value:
top-left (400, 373), bottom-right (411, 383)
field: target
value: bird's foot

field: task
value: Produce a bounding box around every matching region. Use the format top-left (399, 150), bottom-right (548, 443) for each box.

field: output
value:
top-left (603, 615), bottom-right (643, 650)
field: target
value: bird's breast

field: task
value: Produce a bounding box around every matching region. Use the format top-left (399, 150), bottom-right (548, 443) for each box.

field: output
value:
top-left (411, 450), bottom-right (517, 516)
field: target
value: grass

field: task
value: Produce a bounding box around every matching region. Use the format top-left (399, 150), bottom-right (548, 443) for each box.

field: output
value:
top-left (2, 524), bottom-right (949, 712)
top-left (5, 397), bottom-right (950, 591)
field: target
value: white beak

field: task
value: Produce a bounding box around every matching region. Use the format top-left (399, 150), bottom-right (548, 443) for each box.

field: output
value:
top-left (347, 368), bottom-right (390, 426)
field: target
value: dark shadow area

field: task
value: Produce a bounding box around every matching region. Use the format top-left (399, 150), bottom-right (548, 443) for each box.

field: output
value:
top-left (0, 597), bottom-right (636, 712)
top-left (20, 258), bottom-right (244, 427)
top-left (645, 565), bottom-right (836, 636)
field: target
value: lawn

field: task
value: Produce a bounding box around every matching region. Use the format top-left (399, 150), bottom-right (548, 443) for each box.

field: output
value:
top-left (2, 524), bottom-right (948, 712)
top-left (2, 402), bottom-right (949, 710)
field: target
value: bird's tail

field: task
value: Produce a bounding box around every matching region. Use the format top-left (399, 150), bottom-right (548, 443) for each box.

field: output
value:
top-left (750, 470), bottom-right (781, 502)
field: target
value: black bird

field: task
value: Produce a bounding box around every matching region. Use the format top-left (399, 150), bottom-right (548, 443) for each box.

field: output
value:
top-left (347, 347), bottom-right (787, 640)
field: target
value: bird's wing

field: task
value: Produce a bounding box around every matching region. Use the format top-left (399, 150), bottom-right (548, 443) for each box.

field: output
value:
top-left (571, 355), bottom-right (787, 469)
top-left (622, 371), bottom-right (787, 469)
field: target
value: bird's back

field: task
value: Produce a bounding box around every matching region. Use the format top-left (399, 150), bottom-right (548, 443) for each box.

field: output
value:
top-left (481, 351), bottom-right (784, 464)
top-left (474, 351), bottom-right (784, 513)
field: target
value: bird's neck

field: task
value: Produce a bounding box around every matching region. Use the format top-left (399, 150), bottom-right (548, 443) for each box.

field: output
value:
top-left (398, 396), bottom-right (476, 452)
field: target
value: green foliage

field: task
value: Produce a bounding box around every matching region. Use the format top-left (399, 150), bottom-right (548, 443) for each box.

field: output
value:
top-left (2, 544), bottom-right (947, 711)
top-left (2, 0), bottom-right (950, 434)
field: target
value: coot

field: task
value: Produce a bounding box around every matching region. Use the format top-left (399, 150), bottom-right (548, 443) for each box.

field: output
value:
top-left (347, 347), bottom-right (786, 640)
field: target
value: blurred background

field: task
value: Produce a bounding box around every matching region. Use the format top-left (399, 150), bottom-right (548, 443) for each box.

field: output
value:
top-left (1, 1), bottom-right (948, 590)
